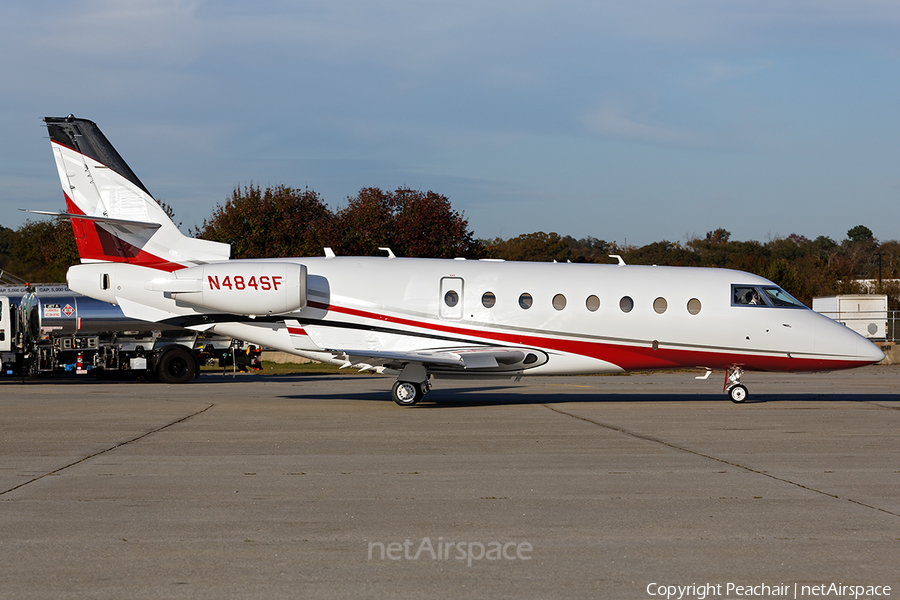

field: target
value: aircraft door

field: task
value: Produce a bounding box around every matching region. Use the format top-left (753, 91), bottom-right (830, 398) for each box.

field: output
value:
top-left (439, 277), bottom-right (464, 320)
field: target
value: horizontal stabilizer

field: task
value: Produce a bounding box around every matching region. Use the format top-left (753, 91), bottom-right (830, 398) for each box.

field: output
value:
top-left (20, 209), bottom-right (162, 230)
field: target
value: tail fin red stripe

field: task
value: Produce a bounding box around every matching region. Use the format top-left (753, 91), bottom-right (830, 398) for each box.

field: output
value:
top-left (65, 196), bottom-right (184, 272)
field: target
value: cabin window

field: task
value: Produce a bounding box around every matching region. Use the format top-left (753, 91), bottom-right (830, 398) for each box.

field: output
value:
top-left (518, 293), bottom-right (533, 309)
top-left (619, 296), bottom-right (633, 313)
top-left (444, 290), bottom-right (459, 307)
top-left (101, 274), bottom-right (110, 290)
top-left (586, 295), bottom-right (600, 312)
top-left (552, 294), bottom-right (567, 311)
top-left (687, 298), bottom-right (702, 315)
top-left (653, 297), bottom-right (667, 314)
top-left (481, 291), bottom-right (496, 308)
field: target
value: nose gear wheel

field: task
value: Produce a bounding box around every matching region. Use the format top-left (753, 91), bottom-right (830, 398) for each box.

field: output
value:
top-left (725, 367), bottom-right (749, 403)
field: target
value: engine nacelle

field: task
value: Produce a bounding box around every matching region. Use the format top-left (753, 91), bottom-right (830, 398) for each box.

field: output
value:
top-left (146, 262), bottom-right (307, 315)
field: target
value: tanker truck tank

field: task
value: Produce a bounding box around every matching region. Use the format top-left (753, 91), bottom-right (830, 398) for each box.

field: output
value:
top-left (24, 292), bottom-right (159, 339)
top-left (4, 287), bottom-right (253, 382)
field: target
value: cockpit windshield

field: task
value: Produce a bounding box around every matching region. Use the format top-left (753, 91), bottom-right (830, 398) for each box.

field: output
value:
top-left (761, 286), bottom-right (806, 308)
top-left (732, 284), bottom-right (807, 308)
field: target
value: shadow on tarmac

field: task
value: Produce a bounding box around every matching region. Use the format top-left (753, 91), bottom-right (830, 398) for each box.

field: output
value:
top-left (277, 384), bottom-right (900, 407)
top-left (3, 373), bottom-right (896, 407)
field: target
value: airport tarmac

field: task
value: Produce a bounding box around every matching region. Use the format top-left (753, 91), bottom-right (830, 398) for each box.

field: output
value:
top-left (1, 366), bottom-right (898, 600)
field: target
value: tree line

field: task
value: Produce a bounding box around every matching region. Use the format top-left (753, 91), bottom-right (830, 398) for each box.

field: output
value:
top-left (1, 185), bottom-right (897, 308)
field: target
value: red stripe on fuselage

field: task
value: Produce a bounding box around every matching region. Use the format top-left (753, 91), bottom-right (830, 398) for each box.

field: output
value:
top-left (306, 301), bottom-right (870, 373)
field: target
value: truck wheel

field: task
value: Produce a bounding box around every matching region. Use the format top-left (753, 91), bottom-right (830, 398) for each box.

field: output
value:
top-left (157, 347), bottom-right (196, 384)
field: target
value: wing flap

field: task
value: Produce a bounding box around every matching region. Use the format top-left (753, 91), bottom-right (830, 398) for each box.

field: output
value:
top-left (335, 346), bottom-right (548, 373)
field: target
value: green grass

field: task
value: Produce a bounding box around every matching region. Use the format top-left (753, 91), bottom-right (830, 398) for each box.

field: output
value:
top-left (201, 360), bottom-right (356, 375)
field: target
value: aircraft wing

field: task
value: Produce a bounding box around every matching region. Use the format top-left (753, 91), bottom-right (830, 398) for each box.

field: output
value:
top-left (334, 346), bottom-right (548, 373)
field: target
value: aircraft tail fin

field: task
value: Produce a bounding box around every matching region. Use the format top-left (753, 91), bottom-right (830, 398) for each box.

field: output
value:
top-left (42, 116), bottom-right (230, 272)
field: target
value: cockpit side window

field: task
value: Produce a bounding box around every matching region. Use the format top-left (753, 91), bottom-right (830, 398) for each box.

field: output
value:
top-left (732, 285), bottom-right (767, 306)
top-left (731, 284), bottom-right (807, 308)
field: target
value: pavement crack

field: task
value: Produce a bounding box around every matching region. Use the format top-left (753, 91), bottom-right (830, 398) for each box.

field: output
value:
top-left (0, 404), bottom-right (214, 497)
top-left (541, 402), bottom-right (900, 520)
top-left (864, 401), bottom-right (900, 411)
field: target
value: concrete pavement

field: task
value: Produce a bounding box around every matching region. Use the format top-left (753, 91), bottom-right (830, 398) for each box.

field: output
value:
top-left (1, 367), bottom-right (898, 599)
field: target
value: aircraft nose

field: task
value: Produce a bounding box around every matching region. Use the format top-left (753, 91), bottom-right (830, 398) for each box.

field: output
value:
top-left (816, 313), bottom-right (886, 365)
top-left (862, 339), bottom-right (886, 364)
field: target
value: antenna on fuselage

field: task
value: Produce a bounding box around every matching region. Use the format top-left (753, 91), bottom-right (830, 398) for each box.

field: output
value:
top-left (609, 254), bottom-right (626, 266)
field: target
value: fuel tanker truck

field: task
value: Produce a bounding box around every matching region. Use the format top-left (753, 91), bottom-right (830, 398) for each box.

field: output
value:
top-left (0, 284), bottom-right (259, 382)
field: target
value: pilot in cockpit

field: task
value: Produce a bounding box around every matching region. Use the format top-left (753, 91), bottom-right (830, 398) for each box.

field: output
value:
top-left (734, 287), bottom-right (762, 305)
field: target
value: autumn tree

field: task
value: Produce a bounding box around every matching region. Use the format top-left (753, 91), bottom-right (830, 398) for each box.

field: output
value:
top-left (705, 228), bottom-right (731, 244)
top-left (764, 258), bottom-right (801, 293)
top-left (846, 225), bottom-right (874, 244)
top-left (685, 230), bottom-right (769, 274)
top-left (562, 236), bottom-right (615, 263)
top-left (0, 224), bottom-right (14, 272)
top-left (876, 240), bottom-right (900, 280)
top-left (332, 187), bottom-right (483, 258)
top-left (838, 225), bottom-right (879, 279)
top-left (624, 241), bottom-right (699, 267)
top-left (483, 232), bottom-right (573, 262)
top-left (6, 218), bottom-right (79, 282)
top-left (195, 184), bottom-right (333, 259)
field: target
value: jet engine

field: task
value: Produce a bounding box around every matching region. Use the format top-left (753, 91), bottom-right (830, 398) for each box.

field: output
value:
top-left (146, 262), bottom-right (307, 315)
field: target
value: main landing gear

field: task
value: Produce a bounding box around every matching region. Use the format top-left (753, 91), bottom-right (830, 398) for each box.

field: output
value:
top-left (725, 366), bottom-right (749, 403)
top-left (391, 364), bottom-right (433, 406)
top-left (391, 379), bottom-right (431, 406)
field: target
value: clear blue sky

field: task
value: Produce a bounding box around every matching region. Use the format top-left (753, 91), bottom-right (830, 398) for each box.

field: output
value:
top-left (1, 1), bottom-right (898, 247)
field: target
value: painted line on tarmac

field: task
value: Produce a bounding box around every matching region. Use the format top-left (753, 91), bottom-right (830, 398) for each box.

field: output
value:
top-left (541, 402), bottom-right (900, 520)
top-left (0, 404), bottom-right (214, 497)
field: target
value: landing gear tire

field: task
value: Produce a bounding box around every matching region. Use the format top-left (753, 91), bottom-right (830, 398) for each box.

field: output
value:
top-left (729, 384), bottom-right (749, 403)
top-left (392, 381), bottom-right (425, 406)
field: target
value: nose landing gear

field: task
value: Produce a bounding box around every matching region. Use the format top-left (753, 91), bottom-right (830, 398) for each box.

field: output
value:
top-left (725, 367), bottom-right (749, 403)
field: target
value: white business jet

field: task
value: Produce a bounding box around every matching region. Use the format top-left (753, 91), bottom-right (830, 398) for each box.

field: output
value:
top-left (34, 116), bottom-right (884, 405)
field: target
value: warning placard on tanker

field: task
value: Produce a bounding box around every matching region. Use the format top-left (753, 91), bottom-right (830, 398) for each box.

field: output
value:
top-left (43, 304), bottom-right (61, 318)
